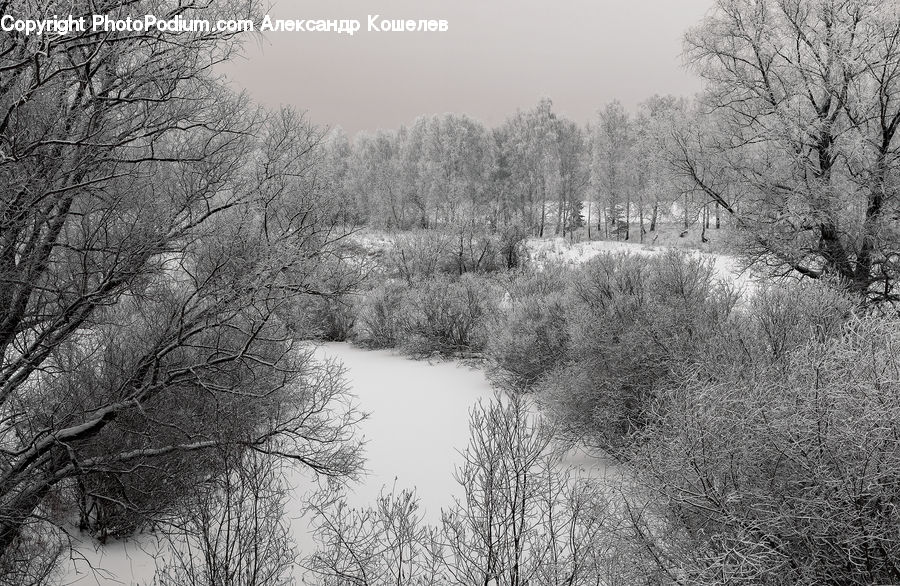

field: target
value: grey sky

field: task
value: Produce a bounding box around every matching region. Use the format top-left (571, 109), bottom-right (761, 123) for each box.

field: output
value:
top-left (221, 0), bottom-right (715, 136)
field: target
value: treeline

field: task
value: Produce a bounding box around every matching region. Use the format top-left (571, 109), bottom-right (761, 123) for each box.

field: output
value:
top-left (326, 0), bottom-right (900, 306)
top-left (324, 97), bottom-right (722, 241)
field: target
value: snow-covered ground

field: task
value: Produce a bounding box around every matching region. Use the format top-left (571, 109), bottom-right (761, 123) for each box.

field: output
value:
top-left (351, 229), bottom-right (756, 293)
top-left (526, 236), bottom-right (757, 293)
top-left (60, 343), bottom-right (495, 585)
top-left (58, 234), bottom-right (748, 585)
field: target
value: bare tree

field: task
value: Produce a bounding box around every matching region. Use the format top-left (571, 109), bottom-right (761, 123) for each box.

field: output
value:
top-left (152, 446), bottom-right (298, 586)
top-left (306, 395), bottom-right (615, 586)
top-left (0, 0), bottom-right (364, 570)
top-left (304, 482), bottom-right (443, 586)
top-left (682, 0), bottom-right (900, 302)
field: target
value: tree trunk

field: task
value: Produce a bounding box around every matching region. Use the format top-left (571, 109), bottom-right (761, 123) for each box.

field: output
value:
top-left (586, 199), bottom-right (592, 240)
top-left (0, 459), bottom-right (63, 557)
top-left (639, 197), bottom-right (645, 243)
top-left (539, 200), bottom-right (546, 238)
top-left (701, 205), bottom-right (709, 243)
top-left (602, 205), bottom-right (608, 239)
top-left (625, 198), bottom-right (631, 241)
top-left (611, 202), bottom-right (617, 241)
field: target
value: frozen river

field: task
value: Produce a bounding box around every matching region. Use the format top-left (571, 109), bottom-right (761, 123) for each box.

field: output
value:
top-left (60, 343), bottom-right (494, 585)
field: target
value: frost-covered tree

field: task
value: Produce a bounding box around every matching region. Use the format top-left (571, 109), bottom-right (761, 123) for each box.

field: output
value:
top-left (422, 113), bottom-right (490, 226)
top-left (591, 101), bottom-right (634, 240)
top-left (554, 118), bottom-right (589, 238)
top-left (683, 0), bottom-right (900, 302)
top-left (0, 0), bottom-right (363, 575)
top-left (306, 396), bottom-right (614, 586)
top-left (633, 95), bottom-right (691, 237)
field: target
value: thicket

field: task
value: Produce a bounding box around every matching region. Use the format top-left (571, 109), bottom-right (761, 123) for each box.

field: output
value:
top-left (623, 313), bottom-right (900, 585)
top-left (305, 396), bottom-right (620, 586)
top-left (389, 225), bottom-right (523, 280)
top-left (306, 233), bottom-right (900, 585)
top-left (302, 224), bottom-right (524, 356)
top-left (338, 246), bottom-right (741, 450)
top-left (313, 232), bottom-right (869, 468)
top-left (354, 274), bottom-right (499, 356)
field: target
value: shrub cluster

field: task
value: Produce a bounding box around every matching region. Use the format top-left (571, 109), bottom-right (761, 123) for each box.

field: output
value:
top-left (355, 274), bottom-right (499, 357)
top-left (303, 231), bottom-right (900, 585)
top-left (623, 313), bottom-right (899, 586)
top-left (309, 238), bottom-right (861, 460)
top-left (388, 224), bottom-right (526, 281)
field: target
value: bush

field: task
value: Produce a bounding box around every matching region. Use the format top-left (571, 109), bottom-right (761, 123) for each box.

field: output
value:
top-left (280, 249), bottom-right (366, 342)
top-left (354, 281), bottom-right (407, 348)
top-left (306, 396), bottom-right (614, 586)
top-left (153, 449), bottom-right (296, 586)
top-left (543, 251), bottom-right (740, 452)
top-left (628, 315), bottom-right (900, 585)
top-left (388, 225), bottom-right (512, 281)
top-left (398, 274), bottom-right (498, 357)
top-left (497, 221), bottom-right (530, 270)
top-left (390, 229), bottom-right (457, 280)
top-left (684, 277), bottom-right (858, 384)
top-left (747, 278), bottom-right (855, 362)
top-left (488, 291), bottom-right (570, 387)
top-left (290, 295), bottom-right (356, 342)
top-left (353, 273), bottom-right (498, 357)
top-left (502, 262), bottom-right (570, 300)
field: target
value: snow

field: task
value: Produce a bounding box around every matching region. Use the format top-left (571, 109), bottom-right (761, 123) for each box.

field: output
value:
top-left (525, 236), bottom-right (757, 292)
top-left (58, 343), bottom-right (494, 585)
top-left (55, 235), bottom-right (743, 585)
top-left (61, 537), bottom-right (166, 585)
top-left (351, 229), bottom-right (756, 292)
top-left (296, 343), bottom-right (494, 522)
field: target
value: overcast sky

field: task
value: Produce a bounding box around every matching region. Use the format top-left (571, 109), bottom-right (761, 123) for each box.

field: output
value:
top-left (221, 0), bottom-right (715, 136)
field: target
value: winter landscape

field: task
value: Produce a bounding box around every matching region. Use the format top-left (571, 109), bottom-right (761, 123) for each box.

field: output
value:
top-left (2, 0), bottom-right (900, 585)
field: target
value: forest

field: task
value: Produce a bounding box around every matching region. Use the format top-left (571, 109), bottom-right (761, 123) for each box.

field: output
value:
top-left (325, 96), bottom-right (706, 243)
top-left (1, 0), bottom-right (899, 584)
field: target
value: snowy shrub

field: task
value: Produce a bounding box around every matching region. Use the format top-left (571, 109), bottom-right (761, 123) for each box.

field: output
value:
top-left (287, 294), bottom-right (356, 342)
top-left (747, 278), bottom-right (855, 362)
top-left (488, 292), bottom-right (570, 388)
top-left (354, 280), bottom-right (407, 348)
top-left (498, 221), bottom-right (530, 269)
top-left (389, 225), bottom-right (508, 281)
top-left (442, 225), bottom-right (506, 275)
top-left (503, 262), bottom-right (570, 299)
top-left (629, 315), bottom-right (900, 585)
top-left (544, 250), bottom-right (740, 452)
top-left (398, 273), bottom-right (498, 356)
top-left (390, 229), bottom-right (457, 280)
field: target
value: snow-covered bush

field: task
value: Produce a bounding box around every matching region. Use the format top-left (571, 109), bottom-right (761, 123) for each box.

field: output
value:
top-left (354, 280), bottom-right (407, 348)
top-left (389, 225), bottom-right (510, 281)
top-left (488, 292), bottom-right (570, 388)
top-left (543, 250), bottom-right (740, 451)
top-left (629, 315), bottom-right (900, 585)
top-left (398, 273), bottom-right (499, 356)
